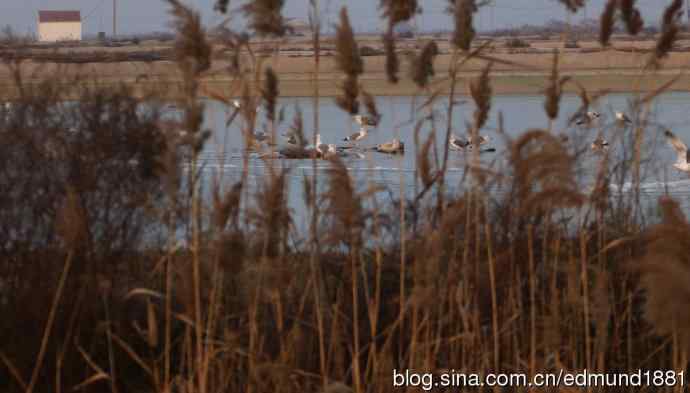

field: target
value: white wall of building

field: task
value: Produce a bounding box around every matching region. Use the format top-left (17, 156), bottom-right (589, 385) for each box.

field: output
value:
top-left (38, 22), bottom-right (82, 42)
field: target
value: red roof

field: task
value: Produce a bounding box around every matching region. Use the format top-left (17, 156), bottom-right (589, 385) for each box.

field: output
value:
top-left (38, 10), bottom-right (81, 23)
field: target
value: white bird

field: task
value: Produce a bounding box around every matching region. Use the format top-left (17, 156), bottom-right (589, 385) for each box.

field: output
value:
top-left (449, 134), bottom-right (491, 151)
top-left (343, 125), bottom-right (368, 143)
top-left (449, 135), bottom-right (470, 151)
top-left (590, 136), bottom-right (610, 153)
top-left (664, 129), bottom-right (690, 172)
top-left (353, 114), bottom-right (379, 127)
top-left (615, 111), bottom-right (632, 124)
top-left (575, 111), bottom-right (601, 126)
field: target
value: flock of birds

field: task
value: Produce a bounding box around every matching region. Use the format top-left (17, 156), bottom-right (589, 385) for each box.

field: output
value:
top-left (571, 109), bottom-right (690, 174)
top-left (239, 100), bottom-right (690, 176)
top-left (4, 98), bottom-right (690, 175)
top-left (231, 100), bottom-right (498, 160)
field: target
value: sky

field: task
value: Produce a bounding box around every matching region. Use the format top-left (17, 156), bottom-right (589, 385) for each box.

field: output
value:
top-left (0, 0), bottom-right (679, 37)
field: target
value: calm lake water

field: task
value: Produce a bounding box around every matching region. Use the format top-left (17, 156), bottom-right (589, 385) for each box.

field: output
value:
top-left (193, 92), bottom-right (690, 228)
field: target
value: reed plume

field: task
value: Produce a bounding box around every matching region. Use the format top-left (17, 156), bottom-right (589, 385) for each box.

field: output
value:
top-left (335, 8), bottom-right (363, 77)
top-left (361, 89), bottom-right (381, 125)
top-left (322, 157), bottom-right (363, 247)
top-left (648, 0), bottom-right (683, 68)
top-left (242, 0), bottom-right (289, 37)
top-left (410, 41), bottom-right (439, 89)
top-left (418, 132), bottom-right (436, 189)
top-left (167, 0), bottom-right (211, 76)
top-left (248, 168), bottom-right (291, 257)
top-left (334, 7), bottom-right (363, 114)
top-left (56, 187), bottom-right (88, 251)
top-left (212, 181), bottom-right (243, 231)
top-left (289, 105), bottom-right (307, 147)
top-left (448, 0), bottom-right (477, 51)
top-left (379, 0), bottom-right (420, 25)
top-left (214, 0), bottom-right (230, 14)
top-left (599, 0), bottom-right (617, 47)
top-left (543, 51), bottom-right (570, 121)
top-left (218, 28), bottom-right (249, 75)
top-left (383, 32), bottom-right (399, 84)
top-left (470, 61), bottom-right (492, 130)
top-left (557, 0), bottom-right (585, 13)
top-left (510, 130), bottom-right (585, 215)
top-left (637, 197), bottom-right (690, 352)
top-left (262, 67), bottom-right (279, 122)
top-left (620, 0), bottom-right (644, 35)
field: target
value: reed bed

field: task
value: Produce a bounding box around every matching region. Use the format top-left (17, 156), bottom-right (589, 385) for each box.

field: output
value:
top-left (0, 1), bottom-right (689, 393)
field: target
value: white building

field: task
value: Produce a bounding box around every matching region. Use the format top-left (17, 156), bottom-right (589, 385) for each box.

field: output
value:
top-left (285, 18), bottom-right (311, 37)
top-left (38, 10), bottom-right (82, 42)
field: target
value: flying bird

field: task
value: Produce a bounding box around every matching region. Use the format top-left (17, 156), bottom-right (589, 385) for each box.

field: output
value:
top-left (343, 125), bottom-right (368, 143)
top-left (353, 114), bottom-right (380, 128)
top-left (664, 129), bottom-right (690, 172)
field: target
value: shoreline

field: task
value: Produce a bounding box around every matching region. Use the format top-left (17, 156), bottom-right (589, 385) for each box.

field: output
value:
top-left (2, 70), bottom-right (686, 99)
top-left (1, 50), bottom-right (689, 99)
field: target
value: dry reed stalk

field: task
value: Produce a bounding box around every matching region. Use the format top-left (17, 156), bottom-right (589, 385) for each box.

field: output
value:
top-left (527, 225), bottom-right (536, 383)
top-left (379, 0), bottom-right (419, 25)
top-left (484, 203), bottom-right (500, 372)
top-left (580, 230), bottom-right (591, 376)
top-left (212, 181), bottom-right (243, 231)
top-left (636, 197), bottom-right (690, 354)
top-left (470, 61), bottom-right (492, 132)
top-left (379, 16), bottom-right (409, 145)
top-left (510, 130), bottom-right (585, 216)
top-left (26, 252), bottom-right (74, 393)
top-left (262, 66), bottom-right (280, 144)
top-left (242, 0), bottom-right (288, 37)
top-left (648, 0), bottom-right (683, 69)
top-left (417, 129), bottom-right (438, 195)
top-left (167, 0), bottom-right (211, 78)
top-left (448, 0), bottom-right (477, 51)
top-left (361, 89), bottom-right (381, 125)
top-left (262, 67), bottom-right (279, 124)
top-left (214, 0), bottom-right (230, 14)
top-left (383, 32), bottom-right (400, 84)
top-left (334, 7), bottom-right (363, 114)
top-left (599, 0), bottom-right (617, 47)
top-left (620, 0), bottom-right (644, 36)
top-left (543, 50), bottom-right (570, 130)
top-left (166, 2), bottom-right (210, 389)
top-left (592, 269), bottom-right (611, 370)
top-left (410, 41), bottom-right (439, 89)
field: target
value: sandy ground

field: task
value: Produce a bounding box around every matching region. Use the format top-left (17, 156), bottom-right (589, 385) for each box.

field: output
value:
top-left (2, 38), bottom-right (690, 99)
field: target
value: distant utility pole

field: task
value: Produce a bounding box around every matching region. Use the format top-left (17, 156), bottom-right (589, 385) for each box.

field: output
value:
top-left (112, 0), bottom-right (117, 38)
